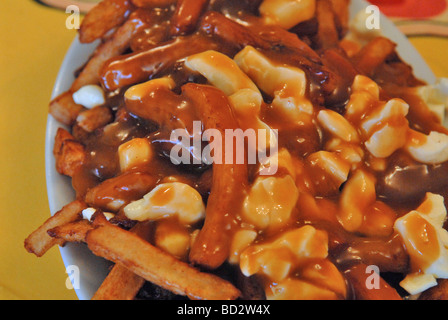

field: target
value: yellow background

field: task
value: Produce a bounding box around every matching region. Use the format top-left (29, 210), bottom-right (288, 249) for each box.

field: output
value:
top-left (0, 0), bottom-right (447, 300)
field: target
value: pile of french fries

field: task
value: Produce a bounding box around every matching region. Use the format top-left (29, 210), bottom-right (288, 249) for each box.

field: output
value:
top-left (25, 0), bottom-right (448, 300)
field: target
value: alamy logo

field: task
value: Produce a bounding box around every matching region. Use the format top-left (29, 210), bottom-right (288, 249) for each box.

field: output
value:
top-left (66, 5), bottom-right (80, 30)
top-left (365, 265), bottom-right (381, 290)
top-left (170, 121), bottom-right (279, 176)
top-left (366, 5), bottom-right (381, 30)
top-left (65, 265), bottom-right (80, 290)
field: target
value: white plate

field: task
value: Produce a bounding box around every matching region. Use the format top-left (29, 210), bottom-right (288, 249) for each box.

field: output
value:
top-left (40, 0), bottom-right (100, 13)
top-left (45, 0), bottom-right (437, 300)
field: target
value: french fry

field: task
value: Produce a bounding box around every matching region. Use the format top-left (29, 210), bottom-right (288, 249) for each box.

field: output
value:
top-left (101, 34), bottom-right (219, 91)
top-left (314, 0), bottom-right (339, 50)
top-left (24, 200), bottom-right (87, 257)
top-left (76, 106), bottom-right (113, 133)
top-left (182, 83), bottom-right (249, 269)
top-left (79, 0), bottom-right (134, 44)
top-left (329, 0), bottom-right (350, 35)
top-left (170, 0), bottom-right (209, 36)
top-left (49, 91), bottom-right (85, 126)
top-left (47, 220), bottom-right (94, 243)
top-left (84, 171), bottom-right (159, 212)
top-left (199, 11), bottom-right (272, 53)
top-left (93, 264), bottom-right (146, 300)
top-left (131, 0), bottom-right (176, 7)
top-left (352, 37), bottom-right (397, 76)
top-left (418, 279), bottom-right (448, 300)
top-left (343, 264), bottom-right (402, 300)
top-left (72, 10), bottom-right (146, 92)
top-left (86, 223), bottom-right (241, 300)
top-left (53, 127), bottom-right (76, 156)
top-left (92, 221), bottom-right (153, 300)
top-left (55, 139), bottom-right (86, 178)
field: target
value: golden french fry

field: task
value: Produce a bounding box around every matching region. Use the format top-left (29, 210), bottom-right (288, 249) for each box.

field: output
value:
top-left (72, 10), bottom-right (146, 92)
top-left (86, 223), bottom-right (241, 300)
top-left (24, 200), bottom-right (87, 257)
top-left (79, 0), bottom-right (134, 44)
top-left (49, 91), bottom-right (85, 126)
top-left (92, 221), bottom-right (153, 300)
top-left (419, 279), bottom-right (448, 300)
top-left (343, 264), bottom-right (402, 300)
top-left (84, 171), bottom-right (159, 212)
top-left (329, 0), bottom-right (350, 35)
top-left (53, 127), bottom-right (75, 156)
top-left (131, 0), bottom-right (176, 7)
top-left (170, 0), bottom-right (209, 36)
top-left (76, 106), bottom-right (113, 133)
top-left (101, 34), bottom-right (218, 91)
top-left (93, 264), bottom-right (146, 300)
top-left (47, 220), bottom-right (94, 243)
top-left (182, 83), bottom-right (249, 270)
top-left (352, 37), bottom-right (397, 76)
top-left (315, 0), bottom-right (339, 50)
top-left (55, 139), bottom-right (86, 178)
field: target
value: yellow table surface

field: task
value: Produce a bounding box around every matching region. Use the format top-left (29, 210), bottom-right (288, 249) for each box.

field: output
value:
top-left (1, 0), bottom-right (447, 300)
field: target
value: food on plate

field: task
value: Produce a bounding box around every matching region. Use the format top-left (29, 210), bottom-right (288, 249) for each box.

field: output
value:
top-left (25, 0), bottom-right (448, 300)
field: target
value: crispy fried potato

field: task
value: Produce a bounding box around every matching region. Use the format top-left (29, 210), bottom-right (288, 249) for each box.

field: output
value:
top-left (55, 139), bottom-right (86, 178)
top-left (418, 279), bottom-right (448, 300)
top-left (49, 92), bottom-right (85, 126)
top-left (93, 264), bottom-right (146, 300)
top-left (72, 10), bottom-right (146, 92)
top-left (352, 37), bottom-right (397, 76)
top-left (84, 171), bottom-right (159, 212)
top-left (315, 0), bottom-right (339, 50)
top-left (329, 0), bottom-right (350, 35)
top-left (343, 264), bottom-right (402, 300)
top-left (182, 84), bottom-right (249, 269)
top-left (101, 34), bottom-right (219, 91)
top-left (47, 220), bottom-right (94, 243)
top-left (76, 106), bottom-right (113, 133)
top-left (86, 223), bottom-right (241, 300)
top-left (79, 0), bottom-right (134, 44)
top-left (131, 0), bottom-right (176, 7)
top-left (92, 221), bottom-right (153, 300)
top-left (24, 200), bottom-right (87, 257)
top-left (170, 0), bottom-right (209, 36)
top-left (53, 127), bottom-right (75, 155)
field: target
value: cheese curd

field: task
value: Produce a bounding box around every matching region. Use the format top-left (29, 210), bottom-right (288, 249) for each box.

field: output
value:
top-left (118, 138), bottom-right (153, 172)
top-left (338, 169), bottom-right (396, 236)
top-left (184, 50), bottom-right (259, 96)
top-left (307, 150), bottom-right (351, 191)
top-left (184, 50), bottom-right (276, 150)
top-left (317, 109), bottom-right (360, 143)
top-left (240, 226), bottom-right (346, 300)
top-left (394, 193), bottom-right (448, 295)
top-left (242, 175), bottom-right (299, 230)
top-left (415, 78), bottom-right (448, 124)
top-left (124, 76), bottom-right (175, 101)
top-left (405, 130), bottom-right (448, 165)
top-left (82, 207), bottom-right (115, 221)
top-left (234, 46), bottom-right (314, 121)
top-left (123, 182), bottom-right (206, 225)
top-left (154, 220), bottom-right (191, 260)
top-left (259, 0), bottom-right (316, 30)
top-left (72, 84), bottom-right (106, 109)
top-left (346, 76), bottom-right (410, 158)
